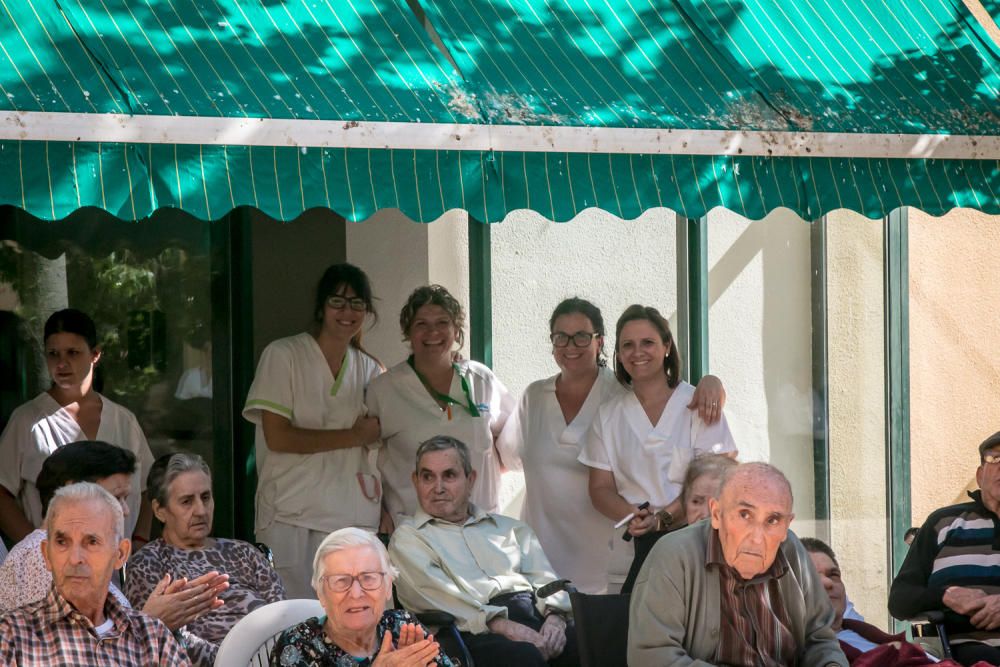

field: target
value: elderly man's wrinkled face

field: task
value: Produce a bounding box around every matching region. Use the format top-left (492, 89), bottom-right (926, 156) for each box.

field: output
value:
top-left (710, 471), bottom-right (794, 580)
top-left (42, 498), bottom-right (128, 612)
top-left (318, 546), bottom-right (392, 639)
top-left (977, 447), bottom-right (1000, 508)
top-left (809, 550), bottom-right (847, 631)
top-left (413, 449), bottom-right (476, 523)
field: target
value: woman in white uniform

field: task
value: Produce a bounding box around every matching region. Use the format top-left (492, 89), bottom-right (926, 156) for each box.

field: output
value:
top-left (579, 304), bottom-right (736, 593)
top-left (0, 308), bottom-right (154, 544)
top-left (367, 285), bottom-right (514, 524)
top-left (243, 263), bottom-right (383, 598)
top-left (498, 298), bottom-right (727, 594)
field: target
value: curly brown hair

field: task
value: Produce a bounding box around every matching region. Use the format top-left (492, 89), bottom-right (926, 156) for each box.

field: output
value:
top-left (399, 284), bottom-right (466, 349)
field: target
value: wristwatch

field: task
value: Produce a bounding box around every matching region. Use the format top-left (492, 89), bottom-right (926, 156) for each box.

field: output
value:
top-left (655, 509), bottom-right (675, 532)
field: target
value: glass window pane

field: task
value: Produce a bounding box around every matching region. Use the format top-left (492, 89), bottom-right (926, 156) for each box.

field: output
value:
top-left (0, 207), bottom-right (215, 522)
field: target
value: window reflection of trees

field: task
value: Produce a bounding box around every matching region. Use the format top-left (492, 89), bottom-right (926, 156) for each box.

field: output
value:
top-left (0, 215), bottom-right (213, 468)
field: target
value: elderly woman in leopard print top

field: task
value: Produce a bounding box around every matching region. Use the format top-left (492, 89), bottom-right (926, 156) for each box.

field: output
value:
top-left (125, 452), bottom-right (285, 666)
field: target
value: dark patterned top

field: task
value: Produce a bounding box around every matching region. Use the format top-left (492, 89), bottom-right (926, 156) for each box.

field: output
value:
top-left (271, 608), bottom-right (455, 667)
top-left (0, 585), bottom-right (190, 665)
top-left (125, 537), bottom-right (285, 667)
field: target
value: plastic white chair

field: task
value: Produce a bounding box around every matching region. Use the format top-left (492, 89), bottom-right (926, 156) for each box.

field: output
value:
top-left (214, 598), bottom-right (324, 667)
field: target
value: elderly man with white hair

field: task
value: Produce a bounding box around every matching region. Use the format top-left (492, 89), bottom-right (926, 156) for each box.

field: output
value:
top-left (0, 482), bottom-right (190, 665)
top-left (628, 462), bottom-right (847, 667)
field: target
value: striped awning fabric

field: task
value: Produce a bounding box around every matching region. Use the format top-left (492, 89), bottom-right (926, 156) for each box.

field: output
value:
top-left (0, 0), bottom-right (997, 222)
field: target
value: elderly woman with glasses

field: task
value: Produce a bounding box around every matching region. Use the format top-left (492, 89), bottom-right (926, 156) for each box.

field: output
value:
top-left (125, 452), bottom-right (285, 666)
top-left (243, 263), bottom-right (385, 598)
top-left (271, 527), bottom-right (453, 667)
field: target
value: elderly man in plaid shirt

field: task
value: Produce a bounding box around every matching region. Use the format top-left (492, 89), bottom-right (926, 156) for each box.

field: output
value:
top-left (0, 481), bottom-right (190, 665)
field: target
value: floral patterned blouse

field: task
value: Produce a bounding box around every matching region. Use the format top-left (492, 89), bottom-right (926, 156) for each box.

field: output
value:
top-left (270, 608), bottom-right (454, 667)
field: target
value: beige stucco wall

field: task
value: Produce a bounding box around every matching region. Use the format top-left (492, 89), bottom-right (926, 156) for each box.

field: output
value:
top-left (706, 208), bottom-right (815, 533)
top-left (490, 208), bottom-right (678, 396)
top-left (345, 209), bottom-right (470, 366)
top-left (826, 209), bottom-right (889, 627)
top-left (909, 209), bottom-right (1000, 524)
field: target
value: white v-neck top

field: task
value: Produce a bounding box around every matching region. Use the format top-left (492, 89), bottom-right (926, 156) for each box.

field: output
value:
top-left (243, 333), bottom-right (383, 533)
top-left (496, 367), bottom-right (624, 593)
top-left (0, 392), bottom-right (153, 538)
top-left (578, 380), bottom-right (736, 509)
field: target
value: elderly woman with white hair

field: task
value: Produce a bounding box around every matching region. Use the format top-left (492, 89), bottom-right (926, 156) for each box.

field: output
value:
top-left (271, 527), bottom-right (453, 667)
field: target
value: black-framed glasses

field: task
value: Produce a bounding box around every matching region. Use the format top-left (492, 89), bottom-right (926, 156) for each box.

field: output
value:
top-left (321, 571), bottom-right (386, 593)
top-left (550, 331), bottom-right (600, 348)
top-left (326, 296), bottom-right (368, 312)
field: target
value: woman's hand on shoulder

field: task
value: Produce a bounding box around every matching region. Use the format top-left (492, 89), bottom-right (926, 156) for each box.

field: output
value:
top-left (688, 374), bottom-right (726, 424)
top-left (371, 628), bottom-right (442, 666)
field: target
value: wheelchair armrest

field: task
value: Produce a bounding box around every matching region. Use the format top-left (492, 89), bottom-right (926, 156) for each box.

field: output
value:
top-left (537, 579), bottom-right (576, 598)
top-left (415, 610), bottom-right (458, 628)
top-left (920, 610), bottom-right (945, 624)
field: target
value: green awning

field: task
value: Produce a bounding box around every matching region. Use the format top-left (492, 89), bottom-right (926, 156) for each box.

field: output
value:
top-left (0, 0), bottom-right (997, 222)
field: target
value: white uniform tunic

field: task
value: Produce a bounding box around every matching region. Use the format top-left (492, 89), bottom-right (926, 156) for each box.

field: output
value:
top-left (496, 367), bottom-right (624, 594)
top-left (367, 359), bottom-right (514, 520)
top-left (578, 381), bottom-right (736, 585)
top-left (242, 334), bottom-right (384, 535)
top-left (0, 392), bottom-right (154, 538)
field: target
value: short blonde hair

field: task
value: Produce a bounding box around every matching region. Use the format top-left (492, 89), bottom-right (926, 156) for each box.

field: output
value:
top-left (311, 528), bottom-right (397, 595)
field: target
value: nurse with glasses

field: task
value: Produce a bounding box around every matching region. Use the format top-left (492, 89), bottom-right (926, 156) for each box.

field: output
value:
top-left (498, 297), bottom-right (727, 593)
top-left (243, 263), bottom-right (384, 599)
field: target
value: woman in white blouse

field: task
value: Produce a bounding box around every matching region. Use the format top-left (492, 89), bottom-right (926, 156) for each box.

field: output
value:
top-left (243, 263), bottom-right (384, 598)
top-left (499, 298), bottom-right (727, 593)
top-left (579, 304), bottom-right (736, 592)
top-left (367, 285), bottom-right (514, 525)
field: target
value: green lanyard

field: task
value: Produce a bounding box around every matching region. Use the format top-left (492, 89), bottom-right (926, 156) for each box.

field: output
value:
top-left (407, 355), bottom-right (480, 418)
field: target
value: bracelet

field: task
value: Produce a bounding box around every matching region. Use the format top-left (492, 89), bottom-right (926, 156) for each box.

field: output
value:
top-left (543, 608), bottom-right (566, 620)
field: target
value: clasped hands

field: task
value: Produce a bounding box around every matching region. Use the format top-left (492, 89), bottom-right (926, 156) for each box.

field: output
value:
top-left (943, 586), bottom-right (1000, 630)
top-left (488, 614), bottom-right (567, 660)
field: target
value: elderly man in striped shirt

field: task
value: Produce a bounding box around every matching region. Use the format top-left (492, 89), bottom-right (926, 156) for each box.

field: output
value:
top-left (890, 430), bottom-right (1000, 667)
top-left (629, 462), bottom-right (847, 667)
top-left (0, 482), bottom-right (190, 666)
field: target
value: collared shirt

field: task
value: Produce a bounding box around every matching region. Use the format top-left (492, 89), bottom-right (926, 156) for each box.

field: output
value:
top-left (0, 585), bottom-right (191, 666)
top-left (389, 504), bottom-right (571, 634)
top-left (708, 529), bottom-right (796, 667)
top-left (0, 528), bottom-right (130, 612)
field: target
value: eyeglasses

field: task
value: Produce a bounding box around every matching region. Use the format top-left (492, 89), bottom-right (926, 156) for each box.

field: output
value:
top-left (984, 453), bottom-right (1000, 465)
top-left (321, 572), bottom-right (386, 593)
top-left (326, 296), bottom-right (368, 312)
top-left (550, 331), bottom-right (600, 348)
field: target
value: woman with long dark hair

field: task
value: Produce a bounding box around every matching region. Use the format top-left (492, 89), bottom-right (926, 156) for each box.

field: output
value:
top-left (243, 263), bottom-right (384, 598)
top-left (579, 304), bottom-right (737, 592)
